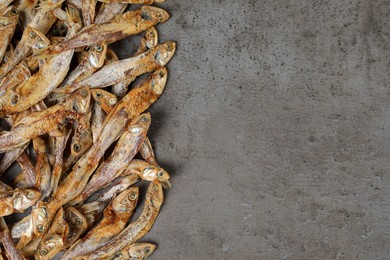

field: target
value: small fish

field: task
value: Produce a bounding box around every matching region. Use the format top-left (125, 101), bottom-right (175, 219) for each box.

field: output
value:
top-left (63, 187), bottom-right (139, 259)
top-left (0, 188), bottom-right (41, 217)
top-left (109, 243), bottom-right (156, 260)
top-left (82, 180), bottom-right (164, 259)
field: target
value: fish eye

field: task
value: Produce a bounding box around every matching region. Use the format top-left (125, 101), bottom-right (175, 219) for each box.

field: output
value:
top-left (11, 94), bottom-right (19, 105)
top-left (112, 252), bottom-right (122, 259)
top-left (79, 88), bottom-right (89, 98)
top-left (29, 31), bottom-right (36, 38)
top-left (95, 45), bottom-right (103, 52)
top-left (39, 249), bottom-right (48, 256)
top-left (74, 218), bottom-right (83, 226)
top-left (144, 247), bottom-right (150, 254)
top-left (108, 98), bottom-right (117, 106)
top-left (26, 191), bottom-right (36, 199)
top-left (157, 11), bottom-right (164, 19)
top-left (141, 11), bottom-right (151, 20)
top-left (96, 92), bottom-right (103, 98)
top-left (73, 143), bottom-right (81, 152)
top-left (140, 116), bottom-right (149, 122)
top-left (10, 9), bottom-right (18, 15)
top-left (37, 225), bottom-right (45, 233)
top-left (158, 171), bottom-right (164, 177)
top-left (128, 193), bottom-right (137, 201)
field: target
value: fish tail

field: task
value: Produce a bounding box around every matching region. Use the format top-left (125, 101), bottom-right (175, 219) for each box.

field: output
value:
top-left (66, 6), bottom-right (82, 28)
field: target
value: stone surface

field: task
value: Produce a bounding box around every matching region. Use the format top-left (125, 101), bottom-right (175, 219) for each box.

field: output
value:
top-left (117, 1), bottom-right (390, 259)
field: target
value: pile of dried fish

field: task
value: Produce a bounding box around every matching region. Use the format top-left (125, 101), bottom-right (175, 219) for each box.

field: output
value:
top-left (0, 0), bottom-right (175, 258)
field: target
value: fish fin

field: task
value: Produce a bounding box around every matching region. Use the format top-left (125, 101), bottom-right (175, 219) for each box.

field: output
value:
top-left (66, 6), bottom-right (82, 29)
top-left (36, 0), bottom-right (65, 12)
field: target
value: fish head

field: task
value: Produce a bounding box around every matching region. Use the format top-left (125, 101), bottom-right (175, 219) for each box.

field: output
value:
top-left (153, 42), bottom-right (176, 66)
top-left (0, 6), bottom-right (19, 25)
top-left (112, 186), bottom-right (139, 213)
top-left (35, 234), bottom-right (64, 260)
top-left (32, 204), bottom-right (50, 235)
top-left (104, 48), bottom-right (119, 65)
top-left (13, 189), bottom-right (41, 211)
top-left (25, 26), bottom-right (50, 50)
top-left (72, 87), bottom-right (92, 113)
top-left (140, 6), bottom-right (170, 23)
top-left (71, 129), bottom-right (93, 157)
top-left (91, 89), bottom-right (117, 113)
top-left (124, 114), bottom-right (151, 142)
top-left (150, 67), bottom-right (168, 95)
top-left (156, 168), bottom-right (171, 189)
top-left (0, 89), bottom-right (22, 111)
top-left (66, 207), bottom-right (87, 230)
top-left (144, 27), bottom-right (158, 49)
top-left (128, 243), bottom-right (157, 259)
top-left (88, 43), bottom-right (108, 68)
top-left (146, 180), bottom-right (164, 209)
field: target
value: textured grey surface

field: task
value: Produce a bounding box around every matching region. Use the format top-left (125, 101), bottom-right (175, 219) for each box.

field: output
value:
top-left (118, 1), bottom-right (390, 259)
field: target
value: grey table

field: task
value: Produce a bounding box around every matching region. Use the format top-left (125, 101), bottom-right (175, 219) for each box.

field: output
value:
top-left (115, 1), bottom-right (390, 259)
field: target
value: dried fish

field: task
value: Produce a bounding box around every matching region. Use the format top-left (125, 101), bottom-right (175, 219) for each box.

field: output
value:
top-left (0, 1), bottom-right (175, 258)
